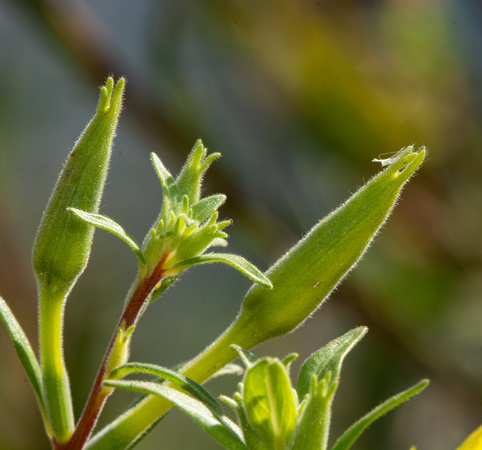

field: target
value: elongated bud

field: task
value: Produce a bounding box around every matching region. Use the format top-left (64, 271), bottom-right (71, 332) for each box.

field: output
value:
top-left (236, 146), bottom-right (425, 343)
top-left (33, 77), bottom-right (125, 294)
top-left (34, 77), bottom-right (125, 443)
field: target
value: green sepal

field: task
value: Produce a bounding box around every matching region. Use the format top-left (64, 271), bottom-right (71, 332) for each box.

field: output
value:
top-left (103, 379), bottom-right (247, 450)
top-left (242, 358), bottom-right (298, 449)
top-left (331, 379), bottom-right (429, 450)
top-left (290, 374), bottom-right (338, 450)
top-left (109, 362), bottom-right (222, 414)
top-left (67, 208), bottom-right (145, 266)
top-left (0, 296), bottom-right (51, 437)
top-left (297, 327), bottom-right (367, 402)
top-left (173, 253), bottom-right (272, 288)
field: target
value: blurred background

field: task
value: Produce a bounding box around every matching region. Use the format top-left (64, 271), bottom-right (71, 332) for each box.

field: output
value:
top-left (0, 0), bottom-right (481, 449)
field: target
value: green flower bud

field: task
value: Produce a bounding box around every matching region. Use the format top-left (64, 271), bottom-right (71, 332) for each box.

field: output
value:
top-left (33, 77), bottom-right (125, 293)
top-left (33, 77), bottom-right (125, 443)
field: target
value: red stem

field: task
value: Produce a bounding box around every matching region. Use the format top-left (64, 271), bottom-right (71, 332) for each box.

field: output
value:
top-left (56, 255), bottom-right (167, 450)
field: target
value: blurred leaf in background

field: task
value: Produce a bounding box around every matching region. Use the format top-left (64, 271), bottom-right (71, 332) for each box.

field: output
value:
top-left (0, 0), bottom-right (481, 449)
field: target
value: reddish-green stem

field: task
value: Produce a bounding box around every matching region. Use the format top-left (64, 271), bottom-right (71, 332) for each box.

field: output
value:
top-left (56, 255), bottom-right (168, 450)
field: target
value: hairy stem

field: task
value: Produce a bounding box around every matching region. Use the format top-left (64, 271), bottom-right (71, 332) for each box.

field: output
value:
top-left (58, 255), bottom-right (167, 450)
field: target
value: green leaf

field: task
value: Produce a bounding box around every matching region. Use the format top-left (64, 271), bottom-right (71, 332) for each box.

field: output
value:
top-left (68, 208), bottom-right (145, 265)
top-left (109, 362), bottom-right (222, 414)
top-left (290, 375), bottom-right (337, 450)
top-left (331, 379), bottom-right (429, 450)
top-left (232, 345), bottom-right (260, 367)
top-left (173, 253), bottom-right (273, 288)
top-left (103, 380), bottom-right (247, 450)
top-left (243, 358), bottom-right (298, 449)
top-left (150, 152), bottom-right (182, 222)
top-left (210, 363), bottom-right (244, 379)
top-left (0, 296), bottom-right (51, 437)
top-left (297, 327), bottom-right (367, 402)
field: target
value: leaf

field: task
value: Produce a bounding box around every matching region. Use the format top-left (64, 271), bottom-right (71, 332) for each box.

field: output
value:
top-left (109, 362), bottom-right (222, 414)
top-left (104, 379), bottom-right (247, 450)
top-left (232, 345), bottom-right (260, 367)
top-left (150, 152), bottom-right (182, 221)
top-left (331, 379), bottom-right (429, 450)
top-left (68, 208), bottom-right (145, 265)
top-left (243, 358), bottom-right (298, 448)
top-left (173, 253), bottom-right (273, 288)
top-left (297, 327), bottom-right (367, 402)
top-left (210, 363), bottom-right (244, 379)
top-left (457, 425), bottom-right (482, 450)
top-left (0, 296), bottom-right (51, 436)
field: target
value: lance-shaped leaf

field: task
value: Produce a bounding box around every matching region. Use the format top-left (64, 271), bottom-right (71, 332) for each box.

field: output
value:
top-left (331, 379), bottom-right (429, 450)
top-left (67, 208), bottom-right (145, 265)
top-left (109, 362), bottom-right (222, 414)
top-left (0, 296), bottom-right (51, 437)
top-left (242, 358), bottom-right (298, 449)
top-left (173, 253), bottom-right (272, 288)
top-left (103, 379), bottom-right (247, 450)
top-left (297, 327), bottom-right (367, 402)
top-left (150, 152), bottom-right (182, 223)
top-left (233, 345), bottom-right (260, 367)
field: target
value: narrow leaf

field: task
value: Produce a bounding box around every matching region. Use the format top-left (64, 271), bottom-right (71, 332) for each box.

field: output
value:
top-left (0, 296), bottom-right (51, 436)
top-left (109, 362), bottom-right (222, 414)
top-left (150, 152), bottom-right (181, 219)
top-left (297, 327), bottom-right (367, 402)
top-left (104, 379), bottom-right (247, 450)
top-left (68, 208), bottom-right (145, 265)
top-left (331, 379), bottom-right (429, 450)
top-left (232, 345), bottom-right (260, 367)
top-left (243, 359), bottom-right (298, 448)
top-left (174, 253), bottom-right (273, 288)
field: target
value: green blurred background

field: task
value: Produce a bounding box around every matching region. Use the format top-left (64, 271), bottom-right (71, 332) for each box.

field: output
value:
top-left (0, 0), bottom-right (481, 449)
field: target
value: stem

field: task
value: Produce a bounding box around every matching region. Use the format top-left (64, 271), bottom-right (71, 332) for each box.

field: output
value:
top-left (86, 309), bottom-right (264, 449)
top-left (59, 256), bottom-right (167, 450)
top-left (39, 285), bottom-right (75, 444)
